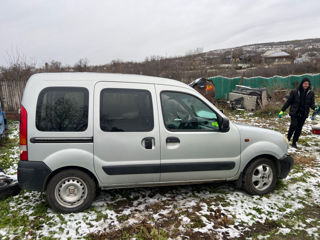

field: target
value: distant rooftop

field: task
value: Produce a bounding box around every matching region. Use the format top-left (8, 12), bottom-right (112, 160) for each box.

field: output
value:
top-left (262, 50), bottom-right (291, 58)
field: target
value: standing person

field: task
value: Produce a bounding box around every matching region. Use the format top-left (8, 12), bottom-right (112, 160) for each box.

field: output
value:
top-left (278, 78), bottom-right (317, 148)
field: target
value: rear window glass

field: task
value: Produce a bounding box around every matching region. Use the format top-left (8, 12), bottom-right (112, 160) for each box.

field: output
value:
top-left (100, 89), bottom-right (154, 132)
top-left (36, 87), bottom-right (89, 131)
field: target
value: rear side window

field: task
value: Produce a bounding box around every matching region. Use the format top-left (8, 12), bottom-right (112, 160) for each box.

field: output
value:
top-left (36, 87), bottom-right (89, 131)
top-left (100, 89), bottom-right (154, 132)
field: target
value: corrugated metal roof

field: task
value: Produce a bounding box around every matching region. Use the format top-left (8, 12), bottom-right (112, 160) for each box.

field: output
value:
top-left (262, 50), bottom-right (290, 58)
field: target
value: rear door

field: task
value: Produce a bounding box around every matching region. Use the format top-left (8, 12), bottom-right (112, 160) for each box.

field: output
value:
top-left (93, 82), bottom-right (160, 186)
top-left (28, 86), bottom-right (94, 172)
top-left (156, 85), bottom-right (241, 182)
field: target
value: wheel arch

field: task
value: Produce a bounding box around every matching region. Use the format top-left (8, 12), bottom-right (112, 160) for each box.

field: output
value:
top-left (236, 154), bottom-right (280, 188)
top-left (44, 166), bottom-right (100, 191)
top-left (241, 154), bottom-right (279, 195)
top-left (243, 154), bottom-right (280, 177)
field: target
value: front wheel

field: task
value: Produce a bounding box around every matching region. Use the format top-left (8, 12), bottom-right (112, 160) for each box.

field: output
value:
top-left (46, 169), bottom-right (96, 213)
top-left (243, 158), bottom-right (277, 195)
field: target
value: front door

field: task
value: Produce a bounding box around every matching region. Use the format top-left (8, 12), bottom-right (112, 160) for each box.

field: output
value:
top-left (156, 85), bottom-right (241, 182)
top-left (94, 82), bottom-right (160, 186)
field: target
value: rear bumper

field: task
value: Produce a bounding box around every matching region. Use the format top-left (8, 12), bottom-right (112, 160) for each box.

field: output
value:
top-left (18, 161), bottom-right (52, 192)
top-left (278, 155), bottom-right (294, 179)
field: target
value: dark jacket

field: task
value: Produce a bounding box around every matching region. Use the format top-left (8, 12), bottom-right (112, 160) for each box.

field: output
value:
top-left (281, 81), bottom-right (315, 118)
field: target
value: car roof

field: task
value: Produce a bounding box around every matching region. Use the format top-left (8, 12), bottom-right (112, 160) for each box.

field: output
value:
top-left (28, 72), bottom-right (189, 88)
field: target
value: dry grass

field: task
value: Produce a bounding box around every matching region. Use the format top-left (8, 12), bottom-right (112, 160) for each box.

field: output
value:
top-left (292, 154), bottom-right (317, 166)
top-left (253, 100), bottom-right (282, 118)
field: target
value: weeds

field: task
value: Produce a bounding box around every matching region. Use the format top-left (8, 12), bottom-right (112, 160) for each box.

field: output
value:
top-left (241, 205), bottom-right (320, 240)
top-left (0, 121), bottom-right (19, 171)
top-left (253, 104), bottom-right (282, 118)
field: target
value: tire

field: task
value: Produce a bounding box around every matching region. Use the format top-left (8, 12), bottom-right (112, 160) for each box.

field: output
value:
top-left (243, 158), bottom-right (277, 195)
top-left (46, 169), bottom-right (96, 213)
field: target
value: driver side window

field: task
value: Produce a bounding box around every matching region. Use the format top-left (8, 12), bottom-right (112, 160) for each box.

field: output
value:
top-left (161, 91), bottom-right (219, 131)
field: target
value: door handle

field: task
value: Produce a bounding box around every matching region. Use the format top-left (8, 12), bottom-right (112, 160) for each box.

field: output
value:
top-left (142, 137), bottom-right (154, 149)
top-left (166, 137), bottom-right (180, 143)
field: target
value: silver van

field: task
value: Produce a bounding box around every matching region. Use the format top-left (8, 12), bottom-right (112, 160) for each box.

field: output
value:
top-left (18, 73), bottom-right (293, 213)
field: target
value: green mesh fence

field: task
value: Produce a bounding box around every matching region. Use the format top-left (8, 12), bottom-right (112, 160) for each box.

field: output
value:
top-left (209, 74), bottom-right (320, 99)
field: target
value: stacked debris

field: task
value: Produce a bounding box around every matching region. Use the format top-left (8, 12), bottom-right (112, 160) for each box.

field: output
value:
top-left (0, 169), bottom-right (20, 200)
top-left (229, 85), bottom-right (269, 111)
top-left (273, 89), bottom-right (288, 102)
top-left (189, 78), bottom-right (216, 104)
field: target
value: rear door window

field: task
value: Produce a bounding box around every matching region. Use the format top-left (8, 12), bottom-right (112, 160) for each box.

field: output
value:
top-left (100, 89), bottom-right (154, 132)
top-left (36, 87), bottom-right (89, 131)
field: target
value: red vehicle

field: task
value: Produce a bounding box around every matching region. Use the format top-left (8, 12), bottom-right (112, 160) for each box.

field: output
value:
top-left (311, 107), bottom-right (320, 135)
top-left (312, 124), bottom-right (320, 135)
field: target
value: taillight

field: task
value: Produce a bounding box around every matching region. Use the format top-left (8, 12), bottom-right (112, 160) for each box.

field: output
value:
top-left (312, 129), bottom-right (320, 135)
top-left (20, 105), bottom-right (28, 161)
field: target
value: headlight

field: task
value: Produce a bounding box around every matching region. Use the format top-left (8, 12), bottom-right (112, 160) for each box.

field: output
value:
top-left (281, 134), bottom-right (289, 147)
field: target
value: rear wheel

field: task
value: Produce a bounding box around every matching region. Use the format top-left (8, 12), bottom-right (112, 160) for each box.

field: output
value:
top-left (46, 169), bottom-right (96, 213)
top-left (243, 158), bottom-right (277, 195)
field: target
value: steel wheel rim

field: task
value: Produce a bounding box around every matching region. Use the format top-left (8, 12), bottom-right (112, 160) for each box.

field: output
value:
top-left (54, 177), bottom-right (88, 208)
top-left (251, 164), bottom-right (273, 191)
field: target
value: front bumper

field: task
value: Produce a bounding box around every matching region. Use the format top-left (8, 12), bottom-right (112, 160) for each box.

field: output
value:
top-left (278, 155), bottom-right (294, 179)
top-left (18, 161), bottom-right (52, 192)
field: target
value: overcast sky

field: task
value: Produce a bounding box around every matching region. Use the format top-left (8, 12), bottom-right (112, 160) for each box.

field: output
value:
top-left (1, 0), bottom-right (320, 67)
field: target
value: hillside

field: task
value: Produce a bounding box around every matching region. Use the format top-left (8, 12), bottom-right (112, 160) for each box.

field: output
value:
top-left (82, 38), bottom-right (320, 83)
top-left (1, 38), bottom-right (320, 85)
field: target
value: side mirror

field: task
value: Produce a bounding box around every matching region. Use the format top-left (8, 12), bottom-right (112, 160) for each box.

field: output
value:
top-left (220, 117), bottom-right (230, 132)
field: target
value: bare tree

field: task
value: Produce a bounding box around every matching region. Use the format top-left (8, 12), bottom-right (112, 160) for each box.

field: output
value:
top-left (185, 47), bottom-right (204, 56)
top-left (44, 60), bottom-right (63, 72)
top-left (1, 49), bottom-right (36, 82)
top-left (74, 58), bottom-right (89, 72)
